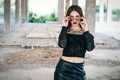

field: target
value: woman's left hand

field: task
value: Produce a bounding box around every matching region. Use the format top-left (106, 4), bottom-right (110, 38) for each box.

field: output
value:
top-left (80, 17), bottom-right (88, 32)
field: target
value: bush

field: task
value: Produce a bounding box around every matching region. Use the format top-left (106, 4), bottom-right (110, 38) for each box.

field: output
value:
top-left (38, 16), bottom-right (46, 23)
top-left (112, 9), bottom-right (120, 21)
top-left (28, 11), bottom-right (58, 23)
top-left (49, 12), bottom-right (58, 21)
top-left (29, 11), bottom-right (46, 23)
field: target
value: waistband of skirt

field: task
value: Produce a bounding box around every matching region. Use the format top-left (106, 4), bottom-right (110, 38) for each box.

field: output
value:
top-left (59, 57), bottom-right (84, 65)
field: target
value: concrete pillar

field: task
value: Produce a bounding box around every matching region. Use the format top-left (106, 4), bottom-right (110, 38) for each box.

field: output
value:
top-left (21, 0), bottom-right (28, 23)
top-left (15, 0), bottom-right (20, 24)
top-left (72, 0), bottom-right (78, 5)
top-left (58, 0), bottom-right (64, 23)
top-left (107, 0), bottom-right (112, 22)
top-left (4, 0), bottom-right (11, 33)
top-left (25, 0), bottom-right (28, 22)
top-left (85, 0), bottom-right (96, 34)
top-left (99, 0), bottom-right (104, 22)
top-left (65, 0), bottom-right (70, 14)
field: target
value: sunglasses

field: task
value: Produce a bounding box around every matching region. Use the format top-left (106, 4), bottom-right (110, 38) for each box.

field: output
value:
top-left (69, 15), bottom-right (83, 21)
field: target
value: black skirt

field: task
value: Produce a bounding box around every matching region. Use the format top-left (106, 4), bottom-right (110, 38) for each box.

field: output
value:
top-left (54, 58), bottom-right (86, 80)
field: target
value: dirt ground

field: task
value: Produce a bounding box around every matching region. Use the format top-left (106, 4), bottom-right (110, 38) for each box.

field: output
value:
top-left (0, 46), bottom-right (120, 80)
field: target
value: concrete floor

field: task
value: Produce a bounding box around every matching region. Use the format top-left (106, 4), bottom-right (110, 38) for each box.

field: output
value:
top-left (0, 49), bottom-right (120, 80)
top-left (0, 22), bottom-right (120, 80)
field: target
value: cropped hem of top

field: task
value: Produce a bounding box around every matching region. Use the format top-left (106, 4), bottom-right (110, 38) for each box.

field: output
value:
top-left (58, 26), bottom-right (95, 58)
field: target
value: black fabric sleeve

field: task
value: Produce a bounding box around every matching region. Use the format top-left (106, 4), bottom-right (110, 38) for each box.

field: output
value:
top-left (58, 26), bottom-right (67, 48)
top-left (83, 31), bottom-right (95, 51)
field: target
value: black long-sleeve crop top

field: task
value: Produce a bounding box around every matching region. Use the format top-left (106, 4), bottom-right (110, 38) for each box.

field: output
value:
top-left (58, 26), bottom-right (95, 58)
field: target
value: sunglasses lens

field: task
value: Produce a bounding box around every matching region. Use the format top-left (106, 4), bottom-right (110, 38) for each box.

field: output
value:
top-left (69, 16), bottom-right (81, 21)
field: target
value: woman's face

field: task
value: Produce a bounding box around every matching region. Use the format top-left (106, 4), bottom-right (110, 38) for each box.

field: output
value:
top-left (69, 11), bottom-right (81, 27)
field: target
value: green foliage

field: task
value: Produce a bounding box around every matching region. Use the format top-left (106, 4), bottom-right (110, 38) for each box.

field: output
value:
top-left (96, 5), bottom-right (100, 12)
top-left (114, 9), bottom-right (120, 18)
top-left (28, 11), bottom-right (58, 23)
top-left (49, 12), bottom-right (58, 21)
top-left (38, 16), bottom-right (46, 23)
top-left (29, 11), bottom-right (36, 22)
top-left (0, 0), bottom-right (4, 7)
top-left (0, 0), bottom-right (4, 17)
top-left (0, 13), bottom-right (4, 16)
top-left (11, 9), bottom-right (15, 17)
top-left (29, 11), bottom-right (46, 23)
top-left (112, 8), bottom-right (120, 21)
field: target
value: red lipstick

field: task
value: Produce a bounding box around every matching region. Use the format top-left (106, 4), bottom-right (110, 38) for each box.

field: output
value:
top-left (73, 22), bottom-right (77, 24)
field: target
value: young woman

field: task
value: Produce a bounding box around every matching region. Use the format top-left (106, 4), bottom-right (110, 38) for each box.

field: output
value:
top-left (54, 5), bottom-right (95, 80)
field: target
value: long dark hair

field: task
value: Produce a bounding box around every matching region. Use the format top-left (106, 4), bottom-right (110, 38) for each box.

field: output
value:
top-left (66, 5), bottom-right (83, 30)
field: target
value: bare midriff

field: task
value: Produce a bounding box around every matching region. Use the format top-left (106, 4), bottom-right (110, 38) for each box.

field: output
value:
top-left (61, 56), bottom-right (84, 63)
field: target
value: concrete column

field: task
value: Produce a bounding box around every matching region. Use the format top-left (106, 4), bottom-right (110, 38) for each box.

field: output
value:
top-left (65, 0), bottom-right (70, 14)
top-left (99, 0), bottom-right (104, 22)
top-left (4, 0), bottom-right (11, 33)
top-left (21, 0), bottom-right (25, 23)
top-left (58, 0), bottom-right (64, 23)
top-left (21, 0), bottom-right (28, 23)
top-left (25, 0), bottom-right (28, 22)
top-left (107, 0), bottom-right (112, 22)
top-left (15, 0), bottom-right (20, 24)
top-left (72, 0), bottom-right (78, 5)
top-left (85, 0), bottom-right (96, 34)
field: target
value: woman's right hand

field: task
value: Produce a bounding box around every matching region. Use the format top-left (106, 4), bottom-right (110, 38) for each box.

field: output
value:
top-left (63, 16), bottom-right (70, 27)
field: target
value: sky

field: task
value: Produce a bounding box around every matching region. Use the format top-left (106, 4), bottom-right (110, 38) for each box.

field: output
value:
top-left (28, 0), bottom-right (86, 16)
top-left (29, 0), bottom-right (58, 15)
